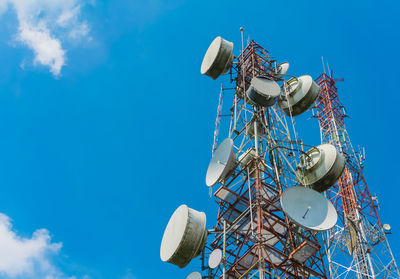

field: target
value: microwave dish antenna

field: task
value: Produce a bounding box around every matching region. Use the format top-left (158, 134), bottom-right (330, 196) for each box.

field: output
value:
top-left (280, 186), bottom-right (337, 231)
top-left (208, 248), bottom-right (223, 269)
top-left (186, 271), bottom-right (202, 279)
top-left (246, 76), bottom-right (280, 107)
top-left (160, 205), bottom-right (207, 268)
top-left (275, 62), bottom-right (289, 78)
top-left (296, 143), bottom-right (345, 192)
top-left (278, 75), bottom-right (320, 116)
top-left (201, 36), bottom-right (234, 80)
top-left (205, 138), bottom-right (236, 187)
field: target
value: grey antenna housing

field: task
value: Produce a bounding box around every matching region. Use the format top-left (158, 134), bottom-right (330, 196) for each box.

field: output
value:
top-left (160, 205), bottom-right (208, 268)
top-left (246, 76), bottom-right (281, 107)
top-left (201, 36), bottom-right (234, 80)
top-left (279, 75), bottom-right (320, 116)
top-left (296, 143), bottom-right (345, 192)
top-left (275, 62), bottom-right (289, 78)
top-left (206, 138), bottom-right (236, 187)
top-left (245, 116), bottom-right (263, 138)
top-left (280, 186), bottom-right (338, 231)
top-left (238, 148), bottom-right (264, 178)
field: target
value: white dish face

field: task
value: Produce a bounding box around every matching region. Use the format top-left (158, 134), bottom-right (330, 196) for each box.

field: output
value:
top-left (276, 62), bottom-right (289, 78)
top-left (201, 36), bottom-right (233, 79)
top-left (187, 271), bottom-right (202, 279)
top-left (280, 187), bottom-right (337, 231)
top-left (201, 37), bottom-right (222, 75)
top-left (160, 205), bottom-right (189, 262)
top-left (251, 76), bottom-right (281, 98)
top-left (160, 205), bottom-right (207, 267)
top-left (246, 76), bottom-right (280, 107)
top-left (206, 138), bottom-right (235, 187)
top-left (208, 248), bottom-right (223, 269)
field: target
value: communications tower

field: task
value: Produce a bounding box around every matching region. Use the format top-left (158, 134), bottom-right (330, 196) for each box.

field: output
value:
top-left (159, 33), bottom-right (398, 279)
top-left (313, 71), bottom-right (399, 279)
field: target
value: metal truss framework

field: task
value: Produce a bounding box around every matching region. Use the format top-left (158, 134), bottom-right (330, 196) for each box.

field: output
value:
top-left (201, 41), bottom-right (330, 279)
top-left (314, 72), bottom-right (399, 279)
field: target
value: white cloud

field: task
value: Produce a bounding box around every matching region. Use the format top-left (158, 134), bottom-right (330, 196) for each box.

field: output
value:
top-left (0, 213), bottom-right (73, 279)
top-left (18, 22), bottom-right (66, 76)
top-left (2, 0), bottom-right (90, 76)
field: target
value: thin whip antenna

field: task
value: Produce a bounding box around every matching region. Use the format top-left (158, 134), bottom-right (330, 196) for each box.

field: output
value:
top-left (240, 27), bottom-right (248, 130)
top-left (240, 27), bottom-right (244, 53)
top-left (321, 56), bottom-right (326, 74)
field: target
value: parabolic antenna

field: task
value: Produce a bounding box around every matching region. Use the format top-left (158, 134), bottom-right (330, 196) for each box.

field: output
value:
top-left (206, 138), bottom-right (236, 187)
top-left (296, 144), bottom-right (345, 192)
top-left (208, 248), bottom-right (223, 269)
top-left (280, 187), bottom-right (337, 231)
top-left (275, 62), bottom-right (289, 78)
top-left (201, 36), bottom-right (234, 80)
top-left (246, 76), bottom-right (281, 107)
top-left (160, 205), bottom-right (208, 268)
top-left (278, 75), bottom-right (320, 116)
top-left (186, 271), bottom-right (202, 279)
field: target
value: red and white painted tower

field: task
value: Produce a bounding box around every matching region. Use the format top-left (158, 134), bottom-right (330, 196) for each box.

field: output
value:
top-left (314, 71), bottom-right (399, 279)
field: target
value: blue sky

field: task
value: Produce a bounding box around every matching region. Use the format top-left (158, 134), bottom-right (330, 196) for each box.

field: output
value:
top-left (0, 0), bottom-right (399, 278)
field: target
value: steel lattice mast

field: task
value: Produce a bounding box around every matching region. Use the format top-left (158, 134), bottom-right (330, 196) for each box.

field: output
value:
top-left (202, 40), bottom-right (329, 279)
top-left (160, 34), bottom-right (399, 279)
top-left (314, 71), bottom-right (399, 279)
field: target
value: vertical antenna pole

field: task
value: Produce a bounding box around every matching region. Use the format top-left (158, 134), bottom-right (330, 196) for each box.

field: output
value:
top-left (254, 120), bottom-right (259, 154)
top-left (321, 56), bottom-right (326, 74)
top-left (223, 219), bottom-right (226, 279)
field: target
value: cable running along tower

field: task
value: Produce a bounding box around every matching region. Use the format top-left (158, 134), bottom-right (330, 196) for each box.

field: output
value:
top-left (159, 33), bottom-right (399, 279)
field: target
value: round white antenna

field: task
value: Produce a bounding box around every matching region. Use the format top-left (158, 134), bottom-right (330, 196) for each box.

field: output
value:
top-left (278, 75), bottom-right (320, 116)
top-left (246, 76), bottom-right (280, 107)
top-left (201, 36), bottom-right (234, 80)
top-left (206, 138), bottom-right (236, 187)
top-left (208, 248), bottom-right (223, 269)
top-left (186, 271), bottom-right (202, 279)
top-left (280, 187), bottom-right (338, 231)
top-left (383, 224), bottom-right (391, 231)
top-left (160, 205), bottom-right (208, 268)
top-left (275, 62), bottom-right (289, 78)
top-left (296, 144), bottom-right (345, 192)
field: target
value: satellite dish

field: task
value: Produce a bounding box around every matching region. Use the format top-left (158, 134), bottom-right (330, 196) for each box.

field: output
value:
top-left (160, 205), bottom-right (208, 268)
top-left (275, 62), bottom-right (289, 78)
top-left (278, 75), bottom-right (320, 116)
top-left (208, 248), bottom-right (223, 269)
top-left (206, 138), bottom-right (236, 187)
top-left (246, 76), bottom-right (281, 107)
top-left (280, 187), bottom-right (338, 231)
top-left (238, 148), bottom-right (264, 178)
top-left (186, 271), bottom-right (202, 279)
top-left (296, 144), bottom-right (345, 192)
top-left (201, 36), bottom-right (234, 80)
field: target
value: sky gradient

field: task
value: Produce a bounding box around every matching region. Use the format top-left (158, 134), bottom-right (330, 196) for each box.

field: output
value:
top-left (0, 0), bottom-right (399, 278)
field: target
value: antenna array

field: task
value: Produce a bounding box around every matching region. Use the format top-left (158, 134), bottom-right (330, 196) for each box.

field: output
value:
top-left (159, 34), bottom-right (399, 279)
